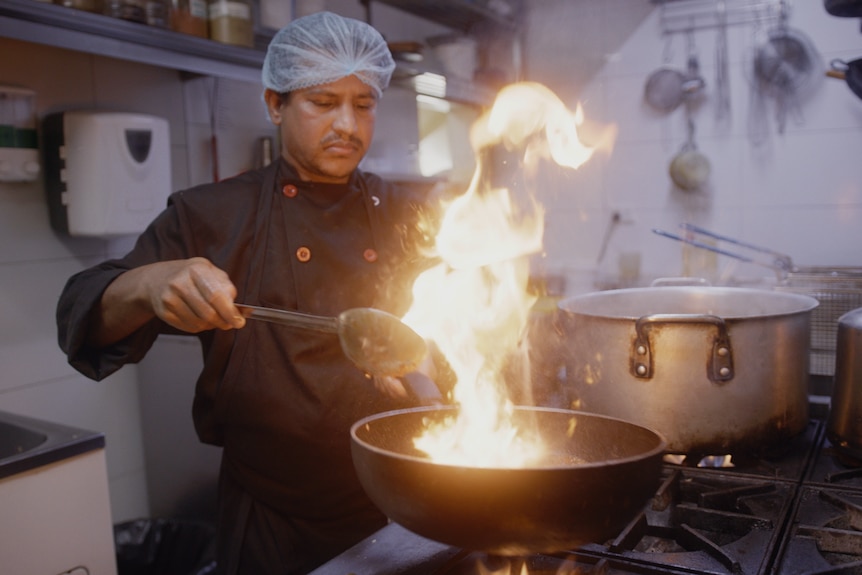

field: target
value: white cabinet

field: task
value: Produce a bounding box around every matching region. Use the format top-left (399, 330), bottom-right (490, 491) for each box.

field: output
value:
top-left (0, 412), bottom-right (116, 575)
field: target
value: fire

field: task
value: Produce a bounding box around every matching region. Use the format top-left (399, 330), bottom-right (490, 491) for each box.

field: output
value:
top-left (476, 560), bottom-right (530, 575)
top-left (402, 82), bottom-right (611, 468)
top-left (468, 556), bottom-right (582, 575)
top-left (663, 453), bottom-right (736, 468)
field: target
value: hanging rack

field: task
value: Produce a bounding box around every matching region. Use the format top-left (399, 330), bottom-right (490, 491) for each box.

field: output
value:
top-left (652, 0), bottom-right (788, 35)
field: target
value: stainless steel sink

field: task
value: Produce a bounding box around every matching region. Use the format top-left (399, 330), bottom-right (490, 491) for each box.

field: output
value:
top-left (0, 420), bottom-right (47, 459)
top-left (0, 410), bottom-right (115, 574)
top-left (0, 410), bottom-right (104, 480)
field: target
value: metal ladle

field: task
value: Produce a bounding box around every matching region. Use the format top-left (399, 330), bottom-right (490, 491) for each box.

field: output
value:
top-left (669, 34), bottom-right (710, 192)
top-left (236, 303), bottom-right (428, 378)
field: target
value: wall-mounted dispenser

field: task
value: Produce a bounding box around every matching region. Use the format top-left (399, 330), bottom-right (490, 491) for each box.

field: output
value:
top-left (43, 111), bottom-right (171, 237)
top-left (0, 86), bottom-right (40, 182)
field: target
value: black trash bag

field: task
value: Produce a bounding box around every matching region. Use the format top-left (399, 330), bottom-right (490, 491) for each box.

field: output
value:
top-left (114, 518), bottom-right (217, 575)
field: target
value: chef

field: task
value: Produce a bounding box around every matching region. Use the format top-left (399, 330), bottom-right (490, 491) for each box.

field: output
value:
top-left (56, 11), bottom-right (442, 575)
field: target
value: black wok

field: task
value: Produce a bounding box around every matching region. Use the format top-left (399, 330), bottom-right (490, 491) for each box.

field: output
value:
top-left (350, 406), bottom-right (666, 555)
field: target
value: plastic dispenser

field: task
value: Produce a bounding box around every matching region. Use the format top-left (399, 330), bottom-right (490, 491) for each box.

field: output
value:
top-left (0, 86), bottom-right (40, 182)
top-left (43, 111), bottom-right (171, 237)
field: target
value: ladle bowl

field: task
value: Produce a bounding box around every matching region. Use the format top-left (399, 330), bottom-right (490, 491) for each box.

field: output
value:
top-left (236, 303), bottom-right (428, 378)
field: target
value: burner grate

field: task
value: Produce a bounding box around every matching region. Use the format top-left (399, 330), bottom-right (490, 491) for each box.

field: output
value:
top-left (772, 486), bottom-right (862, 574)
top-left (578, 468), bottom-right (796, 575)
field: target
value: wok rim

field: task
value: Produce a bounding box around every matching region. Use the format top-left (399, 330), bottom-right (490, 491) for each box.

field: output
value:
top-left (350, 405), bottom-right (667, 471)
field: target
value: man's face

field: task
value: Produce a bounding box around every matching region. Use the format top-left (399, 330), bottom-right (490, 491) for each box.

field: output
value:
top-left (266, 76), bottom-right (378, 184)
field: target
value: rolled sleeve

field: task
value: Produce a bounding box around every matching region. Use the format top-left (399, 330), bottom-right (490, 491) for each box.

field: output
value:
top-left (56, 194), bottom-right (191, 381)
top-left (56, 264), bottom-right (163, 381)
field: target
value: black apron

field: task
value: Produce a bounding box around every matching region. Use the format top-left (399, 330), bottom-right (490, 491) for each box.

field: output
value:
top-left (213, 163), bottom-right (413, 575)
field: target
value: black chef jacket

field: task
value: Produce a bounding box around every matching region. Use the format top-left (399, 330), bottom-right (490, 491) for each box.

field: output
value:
top-left (56, 158), bottom-right (438, 574)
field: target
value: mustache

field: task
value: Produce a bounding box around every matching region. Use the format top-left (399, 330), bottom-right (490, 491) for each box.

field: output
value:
top-left (321, 134), bottom-right (363, 149)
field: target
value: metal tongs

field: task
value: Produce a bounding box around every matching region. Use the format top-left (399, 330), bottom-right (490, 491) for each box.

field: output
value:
top-left (652, 223), bottom-right (795, 276)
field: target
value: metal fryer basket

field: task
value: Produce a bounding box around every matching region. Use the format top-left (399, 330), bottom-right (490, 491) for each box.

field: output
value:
top-left (775, 267), bottom-right (862, 376)
top-left (652, 224), bottom-right (862, 376)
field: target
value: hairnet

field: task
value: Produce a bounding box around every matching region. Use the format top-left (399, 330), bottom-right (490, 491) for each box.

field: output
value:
top-left (262, 11), bottom-right (396, 98)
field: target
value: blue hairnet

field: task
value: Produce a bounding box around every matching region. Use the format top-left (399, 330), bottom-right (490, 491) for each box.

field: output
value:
top-left (262, 11), bottom-right (396, 98)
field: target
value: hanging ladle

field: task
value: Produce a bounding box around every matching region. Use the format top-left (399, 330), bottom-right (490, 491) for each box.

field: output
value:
top-left (669, 32), bottom-right (710, 192)
top-left (235, 303), bottom-right (428, 378)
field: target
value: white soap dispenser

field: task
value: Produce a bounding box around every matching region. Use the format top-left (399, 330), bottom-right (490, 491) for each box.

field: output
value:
top-left (0, 86), bottom-right (40, 182)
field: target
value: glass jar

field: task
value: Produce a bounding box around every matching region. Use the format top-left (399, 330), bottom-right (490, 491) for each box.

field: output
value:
top-left (54, 0), bottom-right (103, 13)
top-left (146, 0), bottom-right (171, 28)
top-left (171, 0), bottom-right (208, 38)
top-left (104, 0), bottom-right (147, 23)
top-left (208, 0), bottom-right (253, 48)
top-left (0, 86), bottom-right (40, 182)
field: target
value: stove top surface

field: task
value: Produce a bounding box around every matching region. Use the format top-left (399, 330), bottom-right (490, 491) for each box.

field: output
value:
top-left (312, 415), bottom-right (862, 575)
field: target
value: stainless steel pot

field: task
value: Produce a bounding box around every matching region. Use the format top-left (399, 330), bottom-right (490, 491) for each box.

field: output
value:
top-left (827, 308), bottom-right (862, 457)
top-left (558, 286), bottom-right (818, 455)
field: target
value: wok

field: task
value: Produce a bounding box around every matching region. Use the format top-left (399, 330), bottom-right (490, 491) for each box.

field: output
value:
top-left (350, 406), bottom-right (666, 555)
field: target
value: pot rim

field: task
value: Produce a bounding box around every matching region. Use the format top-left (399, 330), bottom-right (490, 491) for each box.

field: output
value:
top-left (558, 285), bottom-right (819, 320)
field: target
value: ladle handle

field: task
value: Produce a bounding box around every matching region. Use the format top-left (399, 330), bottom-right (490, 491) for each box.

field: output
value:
top-left (236, 303), bottom-right (339, 333)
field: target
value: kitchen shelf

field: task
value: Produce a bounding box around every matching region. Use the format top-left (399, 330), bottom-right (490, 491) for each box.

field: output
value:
top-left (372, 0), bottom-right (519, 33)
top-left (0, 0), bottom-right (266, 83)
top-left (0, 0), bottom-right (504, 103)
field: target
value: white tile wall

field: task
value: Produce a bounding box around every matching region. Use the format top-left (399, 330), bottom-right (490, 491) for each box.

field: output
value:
top-left (525, 0), bottom-right (862, 290)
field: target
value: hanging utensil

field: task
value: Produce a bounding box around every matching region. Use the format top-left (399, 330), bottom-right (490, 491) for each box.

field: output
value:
top-left (715, 0), bottom-right (731, 122)
top-left (669, 117), bottom-right (710, 191)
top-left (644, 35), bottom-right (704, 114)
top-left (669, 31), bottom-right (710, 192)
top-left (749, 0), bottom-right (823, 135)
top-left (747, 17), bottom-right (771, 146)
top-left (595, 210), bottom-right (621, 267)
top-left (644, 68), bottom-right (689, 113)
top-left (235, 303), bottom-right (428, 378)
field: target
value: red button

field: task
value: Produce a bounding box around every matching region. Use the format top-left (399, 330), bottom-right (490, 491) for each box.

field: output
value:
top-left (282, 184), bottom-right (298, 198)
top-left (363, 248), bottom-right (378, 263)
top-left (296, 246), bottom-right (311, 262)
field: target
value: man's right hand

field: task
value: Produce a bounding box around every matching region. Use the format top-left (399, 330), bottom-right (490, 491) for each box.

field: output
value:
top-left (89, 257), bottom-right (246, 347)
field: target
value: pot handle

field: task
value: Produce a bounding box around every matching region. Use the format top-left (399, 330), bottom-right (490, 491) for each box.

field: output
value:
top-left (632, 314), bottom-right (734, 383)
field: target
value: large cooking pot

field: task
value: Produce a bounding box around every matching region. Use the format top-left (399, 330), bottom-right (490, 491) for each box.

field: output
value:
top-left (827, 308), bottom-right (862, 458)
top-left (558, 286), bottom-right (818, 455)
top-left (351, 406), bottom-right (665, 555)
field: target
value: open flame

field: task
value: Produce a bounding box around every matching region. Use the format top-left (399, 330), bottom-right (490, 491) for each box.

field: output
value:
top-left (402, 82), bottom-right (613, 468)
top-left (663, 453), bottom-right (736, 468)
top-left (471, 557), bottom-right (582, 575)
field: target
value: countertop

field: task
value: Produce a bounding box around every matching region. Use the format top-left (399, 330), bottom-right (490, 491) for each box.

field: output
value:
top-left (0, 410), bottom-right (105, 480)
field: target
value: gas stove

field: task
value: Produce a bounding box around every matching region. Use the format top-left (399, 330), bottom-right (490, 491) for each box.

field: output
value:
top-left (311, 381), bottom-right (862, 575)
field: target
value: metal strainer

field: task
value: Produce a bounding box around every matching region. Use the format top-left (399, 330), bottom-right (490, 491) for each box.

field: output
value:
top-left (749, 3), bottom-right (823, 133)
top-left (652, 223), bottom-right (862, 376)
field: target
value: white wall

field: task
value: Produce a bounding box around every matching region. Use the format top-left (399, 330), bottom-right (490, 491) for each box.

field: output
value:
top-left (523, 0), bottom-right (862, 293)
